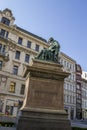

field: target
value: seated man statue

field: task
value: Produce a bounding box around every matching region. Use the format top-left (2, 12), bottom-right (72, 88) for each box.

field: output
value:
top-left (35, 37), bottom-right (60, 63)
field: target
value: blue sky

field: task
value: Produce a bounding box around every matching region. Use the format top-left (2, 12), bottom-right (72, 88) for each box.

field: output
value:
top-left (0, 0), bottom-right (87, 71)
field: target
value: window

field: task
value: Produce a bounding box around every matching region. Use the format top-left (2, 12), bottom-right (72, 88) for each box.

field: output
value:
top-left (76, 74), bottom-right (81, 80)
top-left (64, 95), bottom-right (67, 103)
top-left (9, 82), bottom-right (16, 93)
top-left (1, 17), bottom-right (10, 26)
top-left (71, 96), bottom-right (74, 104)
top-left (0, 61), bottom-right (3, 69)
top-left (0, 100), bottom-right (3, 112)
top-left (18, 37), bottom-right (22, 45)
top-left (70, 84), bottom-right (72, 91)
top-left (15, 51), bottom-right (20, 60)
top-left (60, 59), bottom-right (63, 64)
top-left (76, 65), bottom-right (81, 71)
top-left (5, 31), bottom-right (9, 38)
top-left (68, 95), bottom-right (70, 103)
top-left (0, 29), bottom-right (5, 37)
top-left (74, 96), bottom-right (76, 104)
top-left (64, 83), bottom-right (67, 89)
top-left (27, 41), bottom-right (31, 48)
top-left (0, 29), bottom-right (8, 38)
top-left (2, 45), bottom-right (6, 54)
top-left (67, 62), bottom-right (69, 68)
top-left (70, 64), bottom-right (72, 69)
top-left (67, 83), bottom-right (69, 90)
top-left (73, 65), bottom-right (75, 71)
top-left (13, 65), bottom-right (18, 75)
top-left (0, 44), bottom-right (2, 52)
top-left (64, 61), bottom-right (66, 67)
top-left (70, 96), bottom-right (72, 103)
top-left (77, 84), bottom-right (80, 89)
top-left (0, 44), bottom-right (6, 54)
top-left (20, 84), bottom-right (25, 95)
top-left (35, 44), bottom-right (39, 52)
top-left (5, 105), bottom-right (13, 115)
top-left (67, 95), bottom-right (70, 103)
top-left (85, 73), bottom-right (87, 78)
top-left (77, 90), bottom-right (81, 94)
top-left (25, 54), bottom-right (30, 63)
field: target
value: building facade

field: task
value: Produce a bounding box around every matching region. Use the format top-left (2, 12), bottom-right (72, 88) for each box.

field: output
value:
top-left (0, 8), bottom-right (82, 120)
top-left (60, 52), bottom-right (76, 119)
top-left (0, 8), bottom-right (48, 116)
top-left (82, 71), bottom-right (87, 119)
top-left (75, 64), bottom-right (82, 119)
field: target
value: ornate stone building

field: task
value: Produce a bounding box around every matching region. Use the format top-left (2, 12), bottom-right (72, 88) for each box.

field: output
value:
top-left (0, 8), bottom-right (48, 116)
top-left (60, 52), bottom-right (76, 119)
top-left (0, 8), bottom-right (80, 120)
top-left (82, 71), bottom-right (87, 119)
top-left (75, 64), bottom-right (82, 119)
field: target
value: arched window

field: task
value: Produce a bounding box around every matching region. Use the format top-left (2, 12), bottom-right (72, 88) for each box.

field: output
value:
top-left (1, 17), bottom-right (10, 26)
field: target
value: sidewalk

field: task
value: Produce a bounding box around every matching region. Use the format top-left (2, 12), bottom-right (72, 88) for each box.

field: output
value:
top-left (0, 127), bottom-right (16, 130)
top-left (71, 119), bottom-right (87, 128)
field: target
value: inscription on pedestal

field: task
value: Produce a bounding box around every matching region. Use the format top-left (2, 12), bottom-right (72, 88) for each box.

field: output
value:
top-left (26, 78), bottom-right (64, 110)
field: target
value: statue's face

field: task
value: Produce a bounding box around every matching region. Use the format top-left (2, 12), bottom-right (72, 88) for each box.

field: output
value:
top-left (48, 37), bottom-right (54, 43)
top-left (48, 41), bottom-right (52, 45)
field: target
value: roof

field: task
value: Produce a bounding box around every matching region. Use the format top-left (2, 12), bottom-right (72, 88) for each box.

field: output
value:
top-left (60, 51), bottom-right (76, 63)
top-left (16, 26), bottom-right (47, 43)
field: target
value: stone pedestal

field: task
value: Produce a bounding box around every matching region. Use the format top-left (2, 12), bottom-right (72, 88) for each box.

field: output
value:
top-left (17, 59), bottom-right (71, 130)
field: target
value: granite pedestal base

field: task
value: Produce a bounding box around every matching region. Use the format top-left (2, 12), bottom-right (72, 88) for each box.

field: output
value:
top-left (17, 59), bottom-right (71, 130)
top-left (17, 108), bottom-right (71, 130)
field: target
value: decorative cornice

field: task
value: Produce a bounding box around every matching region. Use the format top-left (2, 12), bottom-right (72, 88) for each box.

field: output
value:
top-left (16, 26), bottom-right (47, 43)
top-left (24, 59), bottom-right (70, 80)
top-left (60, 52), bottom-right (76, 63)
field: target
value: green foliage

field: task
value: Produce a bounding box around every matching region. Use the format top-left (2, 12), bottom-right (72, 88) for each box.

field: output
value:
top-left (0, 113), bottom-right (4, 116)
top-left (0, 122), bottom-right (15, 127)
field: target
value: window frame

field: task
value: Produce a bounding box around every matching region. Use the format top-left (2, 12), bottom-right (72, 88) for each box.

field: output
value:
top-left (25, 54), bottom-right (30, 63)
top-left (35, 44), bottom-right (39, 52)
top-left (27, 41), bottom-right (31, 48)
top-left (18, 37), bottom-right (23, 45)
top-left (0, 61), bottom-right (3, 69)
top-left (0, 29), bottom-right (5, 37)
top-left (9, 82), bottom-right (16, 93)
top-left (15, 50), bottom-right (20, 60)
top-left (0, 44), bottom-right (2, 52)
top-left (20, 84), bottom-right (25, 95)
top-left (13, 65), bottom-right (18, 75)
top-left (1, 17), bottom-right (10, 26)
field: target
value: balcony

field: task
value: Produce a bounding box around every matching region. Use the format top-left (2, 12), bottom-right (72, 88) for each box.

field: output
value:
top-left (0, 51), bottom-right (9, 62)
top-left (0, 35), bottom-right (5, 39)
top-left (0, 30), bottom-right (8, 41)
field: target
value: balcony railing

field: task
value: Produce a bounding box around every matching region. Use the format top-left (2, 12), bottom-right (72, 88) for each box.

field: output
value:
top-left (0, 51), bottom-right (9, 62)
top-left (0, 33), bottom-right (8, 40)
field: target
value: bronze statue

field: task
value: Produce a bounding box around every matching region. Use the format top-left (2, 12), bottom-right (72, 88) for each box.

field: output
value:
top-left (35, 37), bottom-right (60, 63)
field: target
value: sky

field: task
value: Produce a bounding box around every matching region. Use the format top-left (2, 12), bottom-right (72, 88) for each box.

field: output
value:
top-left (0, 0), bottom-right (87, 71)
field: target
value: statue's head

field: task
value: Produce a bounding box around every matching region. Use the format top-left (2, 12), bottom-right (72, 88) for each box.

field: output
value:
top-left (48, 37), bottom-right (54, 43)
